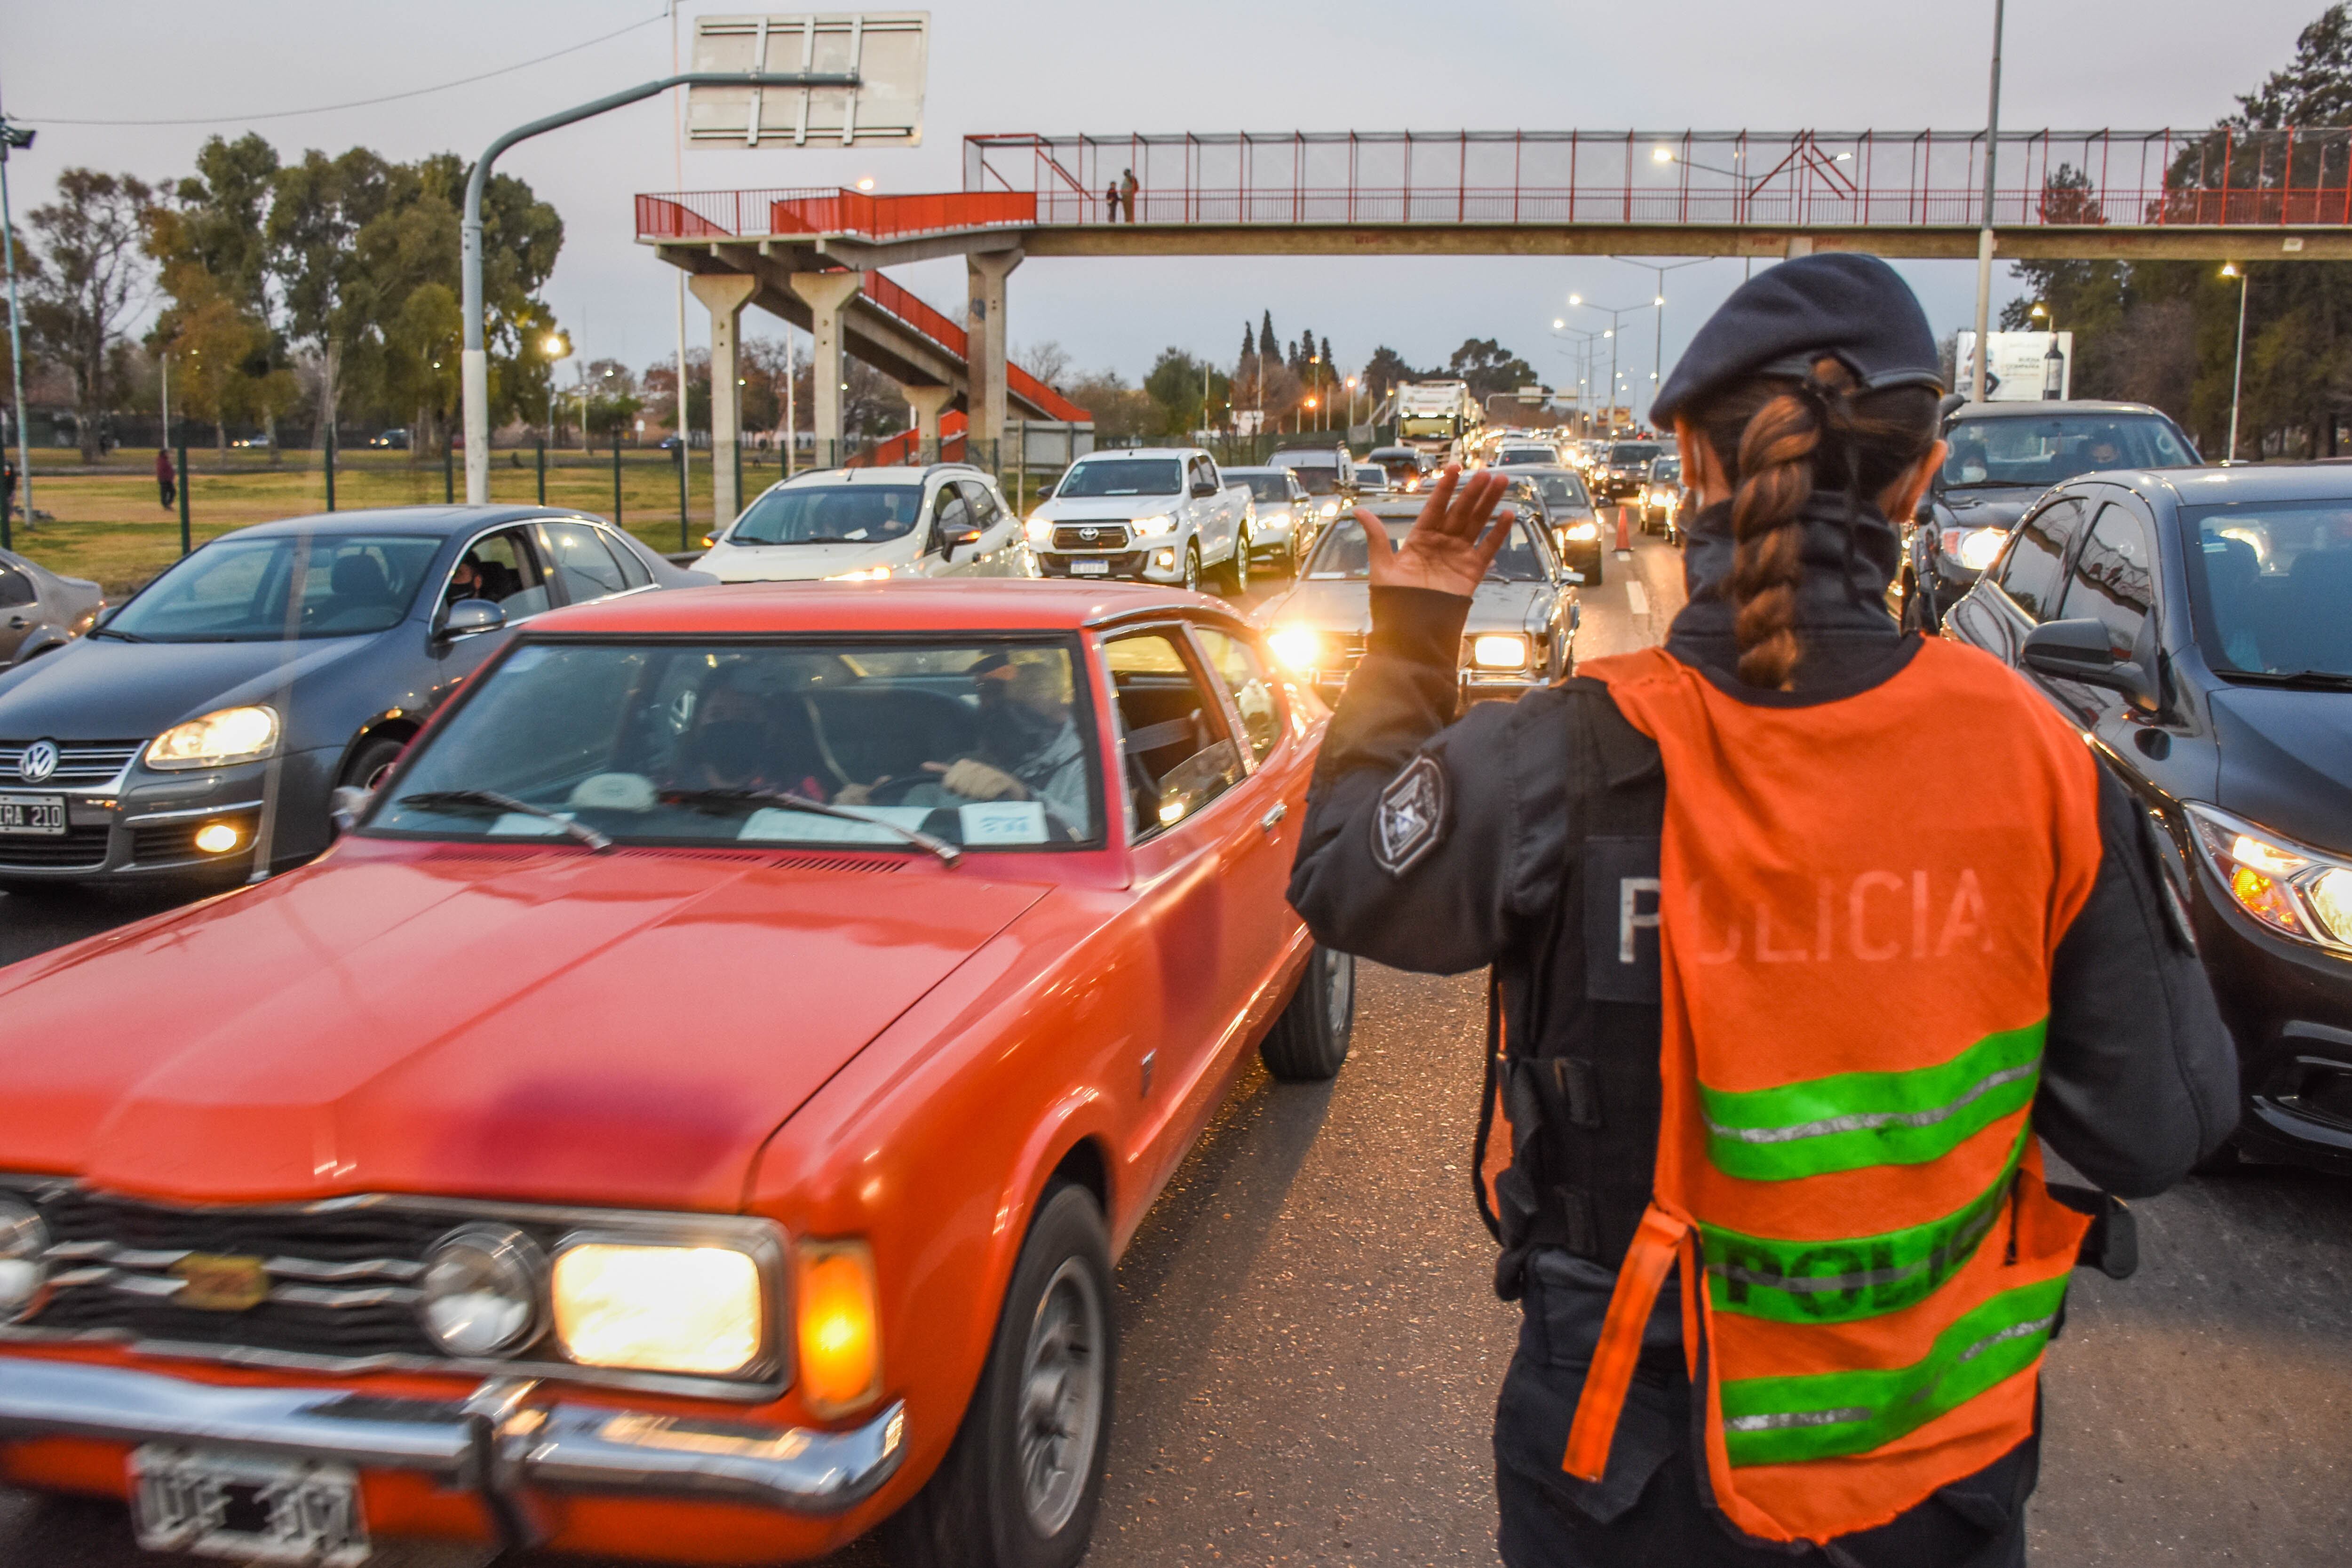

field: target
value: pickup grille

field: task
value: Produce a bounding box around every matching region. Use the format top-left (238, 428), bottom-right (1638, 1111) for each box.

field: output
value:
top-left (0, 741), bottom-right (143, 788)
top-left (1051, 525), bottom-right (1129, 551)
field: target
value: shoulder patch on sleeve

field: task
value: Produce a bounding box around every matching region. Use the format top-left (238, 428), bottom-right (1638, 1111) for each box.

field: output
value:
top-left (1372, 754), bottom-right (1448, 877)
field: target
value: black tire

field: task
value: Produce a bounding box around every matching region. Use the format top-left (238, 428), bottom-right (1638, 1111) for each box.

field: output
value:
top-left (882, 1182), bottom-right (1114, 1568)
top-left (340, 734), bottom-right (407, 793)
top-left (1258, 945), bottom-right (1357, 1082)
top-left (1180, 542), bottom-right (1201, 594)
top-left (1583, 551), bottom-right (1603, 588)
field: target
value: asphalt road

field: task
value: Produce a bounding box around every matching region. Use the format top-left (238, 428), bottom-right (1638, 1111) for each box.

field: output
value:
top-left (4, 527), bottom-right (2349, 1566)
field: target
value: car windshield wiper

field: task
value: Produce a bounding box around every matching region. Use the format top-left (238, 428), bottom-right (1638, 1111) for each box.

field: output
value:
top-left (663, 787), bottom-right (961, 868)
top-left (1939, 480), bottom-right (2038, 493)
top-left (395, 789), bottom-right (612, 851)
top-left (88, 626), bottom-right (149, 642)
top-left (2220, 668), bottom-right (2352, 692)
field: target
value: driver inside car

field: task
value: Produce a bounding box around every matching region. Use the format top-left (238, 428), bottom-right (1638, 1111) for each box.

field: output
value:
top-left (836, 653), bottom-right (1088, 828)
top-left (672, 681), bottom-right (833, 801)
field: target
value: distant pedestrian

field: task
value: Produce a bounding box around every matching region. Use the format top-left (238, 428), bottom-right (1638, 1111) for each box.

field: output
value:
top-left (1119, 167), bottom-right (1138, 223)
top-left (0, 455), bottom-right (15, 524)
top-left (156, 447), bottom-right (177, 510)
top-left (1105, 180), bottom-right (1120, 222)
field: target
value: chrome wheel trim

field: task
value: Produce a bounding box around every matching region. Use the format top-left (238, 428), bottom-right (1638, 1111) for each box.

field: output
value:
top-left (1182, 547), bottom-right (1200, 592)
top-left (1233, 532), bottom-right (1249, 592)
top-left (1016, 1257), bottom-right (1105, 1537)
top-left (1324, 950), bottom-right (1354, 1042)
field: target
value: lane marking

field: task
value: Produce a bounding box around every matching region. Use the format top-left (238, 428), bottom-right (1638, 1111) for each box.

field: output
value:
top-left (1626, 579), bottom-right (1649, 618)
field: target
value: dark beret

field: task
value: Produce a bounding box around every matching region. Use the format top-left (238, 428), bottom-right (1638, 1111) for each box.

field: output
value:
top-left (1651, 253), bottom-right (1943, 428)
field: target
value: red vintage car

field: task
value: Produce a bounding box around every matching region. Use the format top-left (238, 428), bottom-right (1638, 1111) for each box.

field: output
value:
top-left (0, 581), bottom-right (1356, 1566)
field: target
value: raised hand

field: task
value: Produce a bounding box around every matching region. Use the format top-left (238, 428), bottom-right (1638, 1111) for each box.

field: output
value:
top-left (1359, 466), bottom-right (1515, 598)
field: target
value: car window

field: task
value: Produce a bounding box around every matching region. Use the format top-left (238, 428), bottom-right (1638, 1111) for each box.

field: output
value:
top-left (1941, 414), bottom-right (2197, 488)
top-left (1994, 499), bottom-right (2081, 621)
top-left (0, 566), bottom-right (32, 608)
top-left (602, 529), bottom-right (654, 589)
top-left (1057, 459), bottom-right (1183, 498)
top-left (543, 522), bottom-right (630, 605)
top-left (372, 638), bottom-right (1097, 851)
top-left (1104, 629), bottom-right (1242, 839)
top-left (731, 484), bottom-right (925, 544)
top-left (1533, 473), bottom-right (1591, 509)
top-left (1192, 627), bottom-right (1283, 765)
top-left (2183, 498), bottom-right (2352, 677)
top-left (107, 532), bottom-right (441, 642)
top-left (1233, 473), bottom-right (1291, 504)
top-left (959, 480), bottom-right (1004, 527)
top-left (931, 486), bottom-right (973, 547)
top-left (452, 527), bottom-right (551, 620)
top-left (2058, 503), bottom-right (2157, 659)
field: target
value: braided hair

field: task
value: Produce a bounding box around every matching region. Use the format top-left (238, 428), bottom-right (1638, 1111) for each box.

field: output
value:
top-left (1685, 358), bottom-right (1939, 690)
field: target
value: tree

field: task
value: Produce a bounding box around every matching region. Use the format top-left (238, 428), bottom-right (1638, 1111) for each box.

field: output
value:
top-left (24, 168), bottom-right (156, 461)
top-left (1259, 310), bottom-right (1277, 369)
top-left (1240, 321), bottom-right (1255, 364)
top-left (1061, 368), bottom-right (1155, 440)
top-left (148, 134), bottom-right (284, 450)
top-left (2235, 2), bottom-right (2352, 127)
top-left (1447, 337), bottom-right (1537, 401)
top-left (1362, 345), bottom-right (1423, 405)
top-left (1014, 338), bottom-right (1071, 392)
top-left (1142, 347), bottom-right (1230, 435)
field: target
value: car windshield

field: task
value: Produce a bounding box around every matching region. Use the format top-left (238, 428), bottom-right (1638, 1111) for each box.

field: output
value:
top-left (1274, 454), bottom-right (1343, 493)
top-left (1608, 443), bottom-right (1661, 466)
top-left (1353, 466), bottom-right (1388, 485)
top-left (1232, 473), bottom-right (1292, 503)
top-left (370, 639), bottom-right (1098, 851)
top-left (2184, 501), bottom-right (2352, 679)
top-left (730, 484), bottom-right (923, 545)
top-left (1941, 415), bottom-right (2197, 489)
top-left (1532, 473), bottom-right (1592, 509)
top-left (1498, 448), bottom-right (1553, 465)
top-left (103, 532), bottom-right (441, 642)
top-left (1398, 416), bottom-right (1455, 438)
top-left (1306, 515), bottom-right (1548, 582)
top-left (1057, 460), bottom-right (1182, 498)
top-left (1651, 459), bottom-right (1682, 483)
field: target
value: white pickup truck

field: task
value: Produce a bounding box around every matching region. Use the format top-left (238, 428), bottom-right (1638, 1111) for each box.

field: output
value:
top-left (1023, 447), bottom-right (1257, 594)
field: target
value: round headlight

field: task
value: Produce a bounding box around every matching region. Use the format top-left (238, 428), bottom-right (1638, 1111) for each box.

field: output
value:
top-left (0, 1195), bottom-right (49, 1319)
top-left (419, 1226), bottom-right (545, 1359)
top-left (1956, 527), bottom-right (2007, 573)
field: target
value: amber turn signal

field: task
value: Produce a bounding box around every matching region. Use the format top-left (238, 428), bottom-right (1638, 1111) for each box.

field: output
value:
top-left (796, 1240), bottom-right (881, 1415)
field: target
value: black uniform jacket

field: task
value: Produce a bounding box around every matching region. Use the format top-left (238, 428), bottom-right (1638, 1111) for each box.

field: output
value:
top-left (1289, 498), bottom-right (2240, 1296)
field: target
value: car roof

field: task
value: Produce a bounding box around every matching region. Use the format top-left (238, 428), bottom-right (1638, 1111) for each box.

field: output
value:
top-left (773, 464), bottom-right (982, 486)
top-left (1947, 400), bottom-right (2172, 421)
top-left (1218, 466), bottom-right (1290, 476)
top-left (2138, 462), bottom-right (2352, 505)
top-left (1073, 447), bottom-right (1197, 460)
top-left (229, 505), bottom-right (589, 539)
top-left (519, 579), bottom-right (1255, 637)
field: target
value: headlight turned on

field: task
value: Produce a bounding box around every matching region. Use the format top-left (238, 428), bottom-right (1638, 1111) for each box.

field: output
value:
top-left (1024, 515), bottom-right (1053, 546)
top-left (1565, 521), bottom-right (1601, 542)
top-left (551, 1242), bottom-right (764, 1377)
top-left (145, 705), bottom-right (280, 771)
top-left (796, 1240), bottom-right (882, 1415)
top-left (1129, 514), bottom-right (1176, 539)
top-left (1472, 634), bottom-right (1529, 670)
top-left (1268, 626), bottom-right (1322, 671)
top-left (2188, 803), bottom-right (2352, 948)
top-left (1952, 527), bottom-right (2007, 573)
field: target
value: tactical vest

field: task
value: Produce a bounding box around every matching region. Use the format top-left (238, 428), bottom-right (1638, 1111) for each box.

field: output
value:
top-left (1558, 641), bottom-right (2105, 1546)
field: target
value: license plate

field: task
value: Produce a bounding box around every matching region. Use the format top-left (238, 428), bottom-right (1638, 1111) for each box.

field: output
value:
top-left (0, 793), bottom-right (64, 836)
top-left (1071, 559), bottom-right (1110, 576)
top-left (130, 1447), bottom-right (370, 1565)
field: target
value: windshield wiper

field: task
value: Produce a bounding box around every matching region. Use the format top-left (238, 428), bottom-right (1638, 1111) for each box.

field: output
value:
top-left (89, 626), bottom-right (149, 642)
top-left (1939, 480), bottom-right (2037, 493)
top-left (396, 789), bottom-right (612, 851)
top-left (663, 787), bottom-right (961, 868)
top-left (2220, 669), bottom-right (2352, 692)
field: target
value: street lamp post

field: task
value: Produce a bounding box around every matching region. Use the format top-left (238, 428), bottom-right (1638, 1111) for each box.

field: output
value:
top-left (1566, 295), bottom-right (1658, 437)
top-left (2027, 303), bottom-right (2065, 401)
top-left (1971, 0), bottom-right (2009, 404)
top-left (461, 70), bottom-right (856, 504)
top-left (2222, 263), bottom-right (2251, 461)
top-left (0, 108), bottom-right (34, 548)
top-left (1613, 257), bottom-right (1706, 428)
top-left (541, 331), bottom-right (571, 452)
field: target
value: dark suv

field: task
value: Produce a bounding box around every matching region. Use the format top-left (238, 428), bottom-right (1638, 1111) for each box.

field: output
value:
top-left (1943, 463), bottom-right (2352, 1173)
top-left (1596, 439), bottom-right (1662, 501)
top-left (1899, 399), bottom-right (2200, 630)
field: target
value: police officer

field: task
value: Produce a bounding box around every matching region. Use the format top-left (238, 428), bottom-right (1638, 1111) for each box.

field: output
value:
top-left (1288, 254), bottom-right (2237, 1568)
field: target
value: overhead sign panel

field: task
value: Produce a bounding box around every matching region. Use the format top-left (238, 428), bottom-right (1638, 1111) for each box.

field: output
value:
top-left (689, 13), bottom-right (928, 148)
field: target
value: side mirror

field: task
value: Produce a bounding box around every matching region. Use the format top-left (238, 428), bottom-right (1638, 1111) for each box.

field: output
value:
top-left (1191, 479), bottom-right (1217, 498)
top-left (938, 526), bottom-right (985, 559)
top-left (2021, 618), bottom-right (2158, 711)
top-left (438, 597), bottom-right (506, 639)
top-left (1914, 499), bottom-right (1935, 525)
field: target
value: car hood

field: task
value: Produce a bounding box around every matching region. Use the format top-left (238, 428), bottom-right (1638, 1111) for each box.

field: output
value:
top-left (1031, 495), bottom-right (1189, 524)
top-left (0, 844), bottom-right (1049, 1209)
top-left (697, 538), bottom-right (910, 582)
top-left (1258, 577), bottom-right (1556, 637)
top-left (0, 632), bottom-right (390, 740)
top-left (1931, 488), bottom-right (2042, 531)
top-left (2209, 685), bottom-right (2352, 853)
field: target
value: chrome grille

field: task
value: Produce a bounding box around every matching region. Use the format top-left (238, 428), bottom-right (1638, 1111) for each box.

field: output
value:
top-left (0, 740), bottom-right (143, 787)
top-left (1052, 525), bottom-right (1129, 551)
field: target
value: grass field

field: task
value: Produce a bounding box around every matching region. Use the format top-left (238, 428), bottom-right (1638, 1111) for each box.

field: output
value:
top-left (6, 447), bottom-right (762, 595)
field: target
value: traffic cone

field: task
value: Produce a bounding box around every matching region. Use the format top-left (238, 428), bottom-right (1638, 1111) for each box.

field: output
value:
top-left (1614, 506), bottom-right (1633, 559)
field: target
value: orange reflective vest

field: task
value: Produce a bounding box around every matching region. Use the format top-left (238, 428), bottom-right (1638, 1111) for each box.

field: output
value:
top-left (1565, 640), bottom-right (2103, 1546)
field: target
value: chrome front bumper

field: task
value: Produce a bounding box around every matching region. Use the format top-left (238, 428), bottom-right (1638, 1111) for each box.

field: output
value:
top-left (0, 1358), bottom-right (904, 1531)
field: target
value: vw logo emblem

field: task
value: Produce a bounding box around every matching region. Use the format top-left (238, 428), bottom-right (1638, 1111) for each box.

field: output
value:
top-left (1079, 527), bottom-right (1100, 541)
top-left (18, 740), bottom-right (59, 784)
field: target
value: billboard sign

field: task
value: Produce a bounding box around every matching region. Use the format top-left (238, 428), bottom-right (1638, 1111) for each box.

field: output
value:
top-left (1955, 331), bottom-right (2074, 403)
top-left (689, 13), bottom-right (929, 148)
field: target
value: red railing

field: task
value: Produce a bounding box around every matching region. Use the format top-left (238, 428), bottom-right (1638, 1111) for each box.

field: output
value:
top-left (635, 187), bottom-right (1035, 241)
top-left (961, 129), bottom-right (2352, 230)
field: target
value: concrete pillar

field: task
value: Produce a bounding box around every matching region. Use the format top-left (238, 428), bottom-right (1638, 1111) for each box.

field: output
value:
top-left (788, 271), bottom-right (863, 466)
top-left (1785, 236), bottom-right (1816, 259)
top-left (688, 273), bottom-right (757, 525)
top-left (902, 384), bottom-right (954, 463)
top-left (963, 249), bottom-right (1023, 456)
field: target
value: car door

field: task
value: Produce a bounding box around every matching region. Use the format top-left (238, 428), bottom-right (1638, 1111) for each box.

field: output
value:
top-left (922, 482), bottom-right (977, 578)
top-left (0, 561), bottom-right (36, 661)
top-left (1102, 624), bottom-right (1250, 1189)
top-left (1188, 457), bottom-right (1231, 562)
top-left (1946, 493), bottom-right (2084, 667)
top-left (432, 524), bottom-right (550, 699)
top-left (1189, 621), bottom-right (1306, 1012)
top-left (541, 519), bottom-right (635, 608)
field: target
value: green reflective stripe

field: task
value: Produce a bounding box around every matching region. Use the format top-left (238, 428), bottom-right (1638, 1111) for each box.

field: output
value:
top-left (1700, 1126), bottom-right (2028, 1325)
top-left (1699, 1020), bottom-right (2046, 1181)
top-left (1718, 1275), bottom-right (2068, 1469)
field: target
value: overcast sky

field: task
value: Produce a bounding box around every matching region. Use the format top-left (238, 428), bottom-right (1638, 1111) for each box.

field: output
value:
top-left (0, 0), bottom-right (2332, 410)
